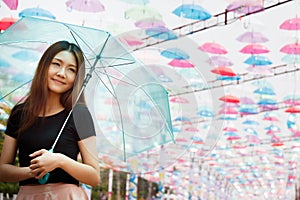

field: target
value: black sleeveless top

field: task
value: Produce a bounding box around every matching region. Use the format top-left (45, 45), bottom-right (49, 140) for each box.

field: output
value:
top-left (5, 103), bottom-right (96, 186)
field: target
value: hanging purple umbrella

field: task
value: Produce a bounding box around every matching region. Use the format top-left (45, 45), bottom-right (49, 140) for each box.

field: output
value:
top-left (134, 18), bottom-right (165, 29)
top-left (226, 0), bottom-right (264, 14)
top-left (65, 0), bottom-right (105, 12)
top-left (236, 31), bottom-right (269, 43)
top-left (207, 55), bottom-right (233, 66)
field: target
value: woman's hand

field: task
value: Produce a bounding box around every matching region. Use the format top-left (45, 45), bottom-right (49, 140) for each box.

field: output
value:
top-left (29, 149), bottom-right (60, 179)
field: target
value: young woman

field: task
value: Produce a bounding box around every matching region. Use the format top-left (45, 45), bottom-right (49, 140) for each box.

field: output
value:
top-left (0, 41), bottom-right (100, 199)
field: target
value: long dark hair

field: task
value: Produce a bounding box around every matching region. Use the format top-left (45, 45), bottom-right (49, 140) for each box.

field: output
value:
top-left (15, 40), bottom-right (86, 134)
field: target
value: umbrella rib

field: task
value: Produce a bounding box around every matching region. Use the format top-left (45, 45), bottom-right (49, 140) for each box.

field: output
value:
top-left (0, 80), bottom-right (32, 102)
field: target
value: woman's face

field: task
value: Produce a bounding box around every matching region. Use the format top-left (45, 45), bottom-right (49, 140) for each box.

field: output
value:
top-left (47, 50), bottom-right (77, 95)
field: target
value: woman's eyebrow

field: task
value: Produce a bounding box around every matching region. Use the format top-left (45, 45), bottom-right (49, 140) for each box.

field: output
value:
top-left (53, 57), bottom-right (76, 67)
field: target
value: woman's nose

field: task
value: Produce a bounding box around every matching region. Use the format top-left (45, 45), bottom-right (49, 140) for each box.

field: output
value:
top-left (57, 67), bottom-right (66, 77)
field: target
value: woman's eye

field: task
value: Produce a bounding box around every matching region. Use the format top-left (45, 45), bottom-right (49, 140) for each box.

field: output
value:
top-left (52, 62), bottom-right (60, 66)
top-left (68, 68), bottom-right (77, 73)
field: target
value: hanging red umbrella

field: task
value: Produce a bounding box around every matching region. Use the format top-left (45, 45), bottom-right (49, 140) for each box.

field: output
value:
top-left (0, 17), bottom-right (18, 30)
top-left (198, 42), bottom-right (228, 54)
top-left (65, 0), bottom-right (105, 12)
top-left (280, 43), bottom-right (300, 55)
top-left (285, 106), bottom-right (300, 113)
top-left (240, 43), bottom-right (270, 54)
top-left (219, 95), bottom-right (240, 103)
top-left (211, 66), bottom-right (236, 76)
top-left (280, 17), bottom-right (300, 30)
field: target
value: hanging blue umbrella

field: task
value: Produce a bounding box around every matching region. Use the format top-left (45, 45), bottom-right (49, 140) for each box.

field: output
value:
top-left (19, 7), bottom-right (56, 19)
top-left (0, 58), bottom-right (11, 67)
top-left (257, 98), bottom-right (277, 105)
top-left (197, 107), bottom-right (214, 118)
top-left (172, 4), bottom-right (212, 20)
top-left (242, 119), bottom-right (259, 125)
top-left (244, 127), bottom-right (258, 135)
top-left (217, 75), bottom-right (241, 81)
top-left (244, 55), bottom-right (272, 66)
top-left (253, 87), bottom-right (276, 95)
top-left (12, 50), bottom-right (39, 61)
top-left (282, 54), bottom-right (300, 64)
top-left (145, 27), bottom-right (177, 40)
top-left (160, 48), bottom-right (189, 60)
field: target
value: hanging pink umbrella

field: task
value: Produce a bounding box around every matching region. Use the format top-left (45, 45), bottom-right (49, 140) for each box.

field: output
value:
top-left (219, 107), bottom-right (238, 115)
top-left (120, 35), bottom-right (144, 46)
top-left (236, 31), bottom-right (269, 43)
top-left (168, 59), bottom-right (194, 68)
top-left (65, 0), bottom-right (105, 12)
top-left (3, 0), bottom-right (18, 10)
top-left (280, 43), bottom-right (300, 55)
top-left (198, 42), bottom-right (228, 54)
top-left (280, 17), bottom-right (300, 30)
top-left (240, 43), bottom-right (270, 54)
top-left (170, 97), bottom-right (189, 103)
top-left (247, 65), bottom-right (272, 75)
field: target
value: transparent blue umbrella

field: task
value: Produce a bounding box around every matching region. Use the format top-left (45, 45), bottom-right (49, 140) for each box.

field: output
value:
top-left (0, 17), bottom-right (174, 174)
top-left (19, 7), bottom-right (56, 19)
top-left (172, 4), bottom-right (212, 20)
top-left (244, 55), bottom-right (272, 66)
top-left (160, 48), bottom-right (189, 60)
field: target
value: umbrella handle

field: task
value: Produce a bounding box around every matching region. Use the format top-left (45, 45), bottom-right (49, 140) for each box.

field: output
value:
top-left (38, 149), bottom-right (54, 184)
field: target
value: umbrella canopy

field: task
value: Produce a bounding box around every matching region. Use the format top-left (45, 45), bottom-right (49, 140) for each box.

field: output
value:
top-left (18, 7), bottom-right (56, 19)
top-left (280, 17), bottom-right (300, 30)
top-left (65, 0), bottom-right (105, 13)
top-left (280, 43), bottom-right (300, 55)
top-left (236, 31), bottom-right (269, 43)
top-left (0, 17), bottom-right (18, 30)
top-left (0, 17), bottom-right (174, 173)
top-left (198, 42), bottom-right (228, 54)
top-left (172, 4), bottom-right (212, 20)
top-left (2, 0), bottom-right (18, 10)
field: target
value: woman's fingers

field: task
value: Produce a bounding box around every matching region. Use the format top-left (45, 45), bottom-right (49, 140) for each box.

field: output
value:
top-left (29, 149), bottom-right (47, 158)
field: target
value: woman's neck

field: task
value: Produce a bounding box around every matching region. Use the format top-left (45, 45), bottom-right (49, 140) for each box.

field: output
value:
top-left (40, 93), bottom-right (65, 116)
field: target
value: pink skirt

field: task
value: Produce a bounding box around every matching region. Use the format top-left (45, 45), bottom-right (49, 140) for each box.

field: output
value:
top-left (16, 183), bottom-right (89, 200)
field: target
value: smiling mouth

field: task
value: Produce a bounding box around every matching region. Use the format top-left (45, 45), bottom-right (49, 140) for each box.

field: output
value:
top-left (52, 78), bottom-right (65, 85)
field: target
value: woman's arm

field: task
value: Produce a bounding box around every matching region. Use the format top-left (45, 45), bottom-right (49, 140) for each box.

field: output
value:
top-left (29, 136), bottom-right (100, 186)
top-left (0, 135), bottom-right (34, 182)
